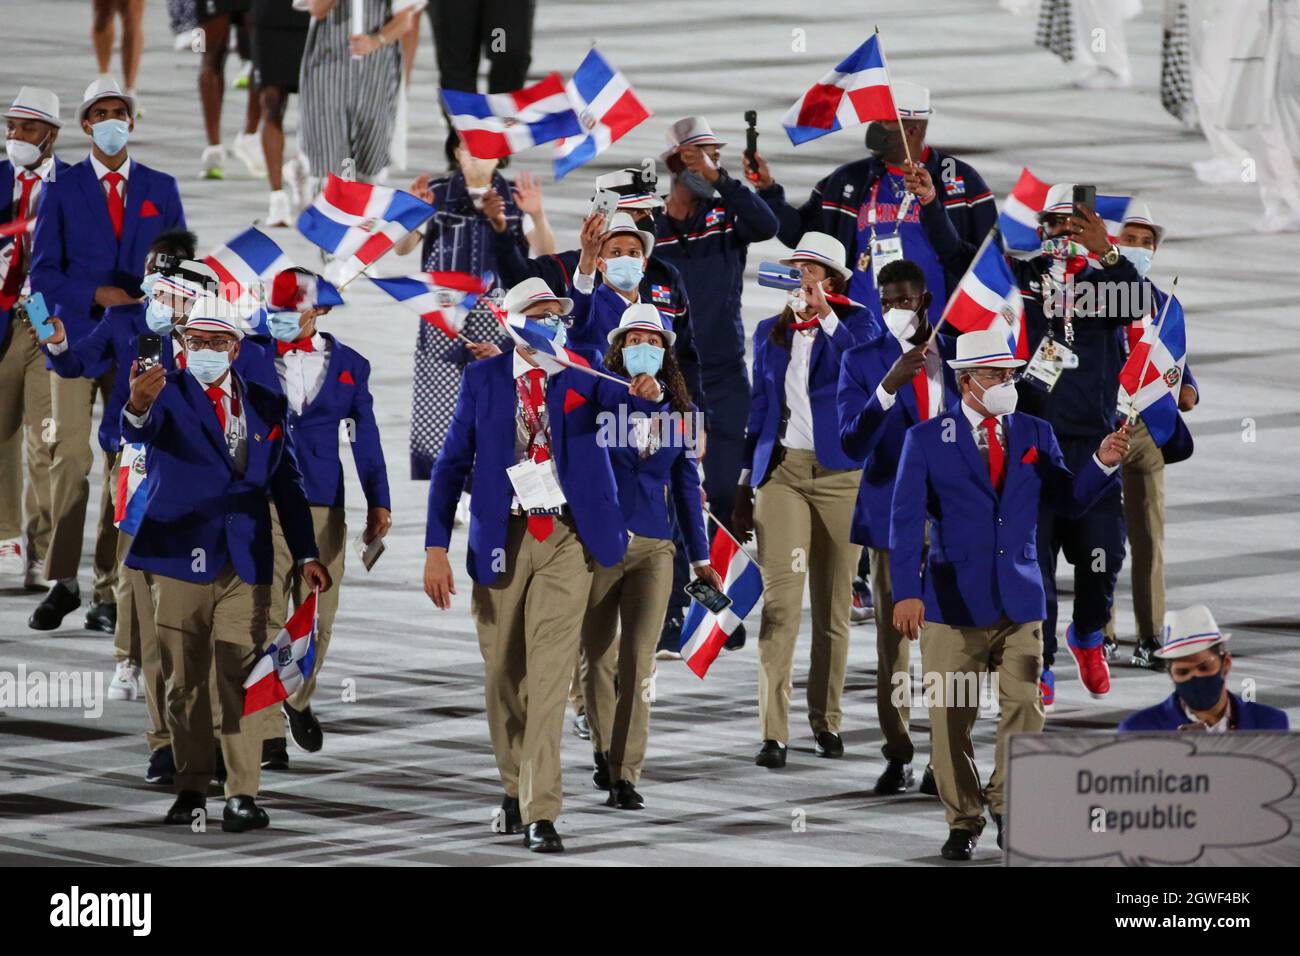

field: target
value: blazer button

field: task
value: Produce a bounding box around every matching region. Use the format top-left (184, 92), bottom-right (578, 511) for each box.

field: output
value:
top-left (997, 548), bottom-right (1005, 555)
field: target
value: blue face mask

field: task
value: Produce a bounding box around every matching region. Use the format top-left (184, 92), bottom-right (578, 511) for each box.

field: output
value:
top-left (539, 315), bottom-right (568, 350)
top-left (603, 256), bottom-right (644, 292)
top-left (1174, 671), bottom-right (1225, 713)
top-left (91, 118), bottom-right (130, 156)
top-left (145, 298), bottom-right (177, 334)
top-left (1118, 244), bottom-right (1154, 278)
top-left (187, 348), bottom-right (231, 385)
top-left (267, 310), bottom-right (305, 342)
top-left (140, 272), bottom-right (162, 297)
top-left (622, 342), bottom-right (664, 377)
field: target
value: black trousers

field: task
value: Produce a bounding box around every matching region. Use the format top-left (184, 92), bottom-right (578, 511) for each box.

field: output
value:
top-left (429, 0), bottom-right (535, 94)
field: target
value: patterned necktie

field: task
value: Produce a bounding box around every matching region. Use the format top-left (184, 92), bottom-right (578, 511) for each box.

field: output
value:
top-left (1, 173), bottom-right (37, 300)
top-left (982, 415), bottom-right (1005, 494)
top-left (523, 368), bottom-right (553, 542)
top-left (205, 385), bottom-right (227, 433)
top-left (102, 171), bottom-right (124, 239)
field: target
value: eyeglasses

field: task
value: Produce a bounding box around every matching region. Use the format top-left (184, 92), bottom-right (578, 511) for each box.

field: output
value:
top-left (969, 369), bottom-right (1020, 385)
top-left (183, 336), bottom-right (236, 352)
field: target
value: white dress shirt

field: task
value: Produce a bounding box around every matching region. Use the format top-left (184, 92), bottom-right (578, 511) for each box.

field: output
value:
top-left (781, 327), bottom-right (818, 452)
top-left (510, 349), bottom-right (567, 508)
top-left (122, 370), bottom-right (248, 474)
top-left (89, 153), bottom-right (131, 198)
top-left (875, 344), bottom-right (943, 419)
top-left (275, 333), bottom-right (330, 414)
top-left (11, 155), bottom-right (53, 215)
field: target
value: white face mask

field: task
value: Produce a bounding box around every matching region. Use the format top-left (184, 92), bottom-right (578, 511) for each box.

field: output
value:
top-left (5, 137), bottom-right (43, 168)
top-left (883, 307), bottom-right (920, 342)
top-left (974, 378), bottom-right (1019, 416)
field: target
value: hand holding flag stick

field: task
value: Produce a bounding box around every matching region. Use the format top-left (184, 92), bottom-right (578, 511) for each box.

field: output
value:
top-left (1126, 275), bottom-right (1179, 427)
top-left (485, 300), bottom-right (634, 388)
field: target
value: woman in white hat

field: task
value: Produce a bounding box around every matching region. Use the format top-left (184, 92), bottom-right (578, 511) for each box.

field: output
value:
top-left (732, 232), bottom-right (874, 768)
top-left (579, 303), bottom-right (721, 810)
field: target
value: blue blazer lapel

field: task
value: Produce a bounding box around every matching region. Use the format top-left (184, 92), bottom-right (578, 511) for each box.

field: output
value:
top-left (242, 381), bottom-right (274, 481)
top-left (77, 162), bottom-right (117, 250)
top-left (302, 336), bottom-right (344, 418)
top-left (119, 163), bottom-right (146, 267)
top-left (179, 372), bottom-right (236, 469)
top-left (951, 410), bottom-right (996, 499)
top-left (1002, 413), bottom-right (1035, 495)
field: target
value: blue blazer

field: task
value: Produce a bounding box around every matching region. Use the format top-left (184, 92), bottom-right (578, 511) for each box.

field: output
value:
top-left (889, 408), bottom-right (1117, 627)
top-left (30, 157), bottom-right (185, 346)
top-left (121, 369), bottom-right (318, 585)
top-left (46, 305), bottom-right (275, 452)
top-left (568, 283), bottom-right (635, 358)
top-left (1119, 692), bottom-right (1289, 732)
top-left (607, 400), bottom-right (710, 564)
top-left (0, 155), bottom-right (71, 351)
top-left (262, 333), bottom-right (391, 511)
top-left (426, 351), bottom-right (652, 585)
top-left (837, 331), bottom-right (960, 548)
top-left (743, 308), bottom-right (874, 487)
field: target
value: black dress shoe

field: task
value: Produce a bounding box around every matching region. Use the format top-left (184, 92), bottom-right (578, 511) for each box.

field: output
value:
top-left (261, 737), bottom-right (289, 770)
top-left (606, 779), bottom-right (645, 810)
top-left (724, 623), bottom-right (746, 651)
top-left (572, 713), bottom-right (591, 740)
top-left (941, 828), bottom-right (978, 861)
top-left (27, 581), bottom-right (80, 631)
top-left (754, 739), bottom-right (787, 768)
top-left (524, 820), bottom-right (564, 852)
top-left (1130, 639), bottom-right (1165, 671)
top-left (919, 764), bottom-right (938, 796)
top-left (164, 790), bottom-right (206, 824)
top-left (284, 702), bottom-right (322, 753)
top-left (814, 731), bottom-right (844, 758)
top-left (84, 600), bottom-right (117, 633)
top-left (873, 759), bottom-right (915, 795)
top-left (146, 745), bottom-right (176, 785)
top-left (222, 795), bottom-right (270, 832)
top-left (498, 796), bottom-right (523, 834)
top-left (212, 746), bottom-right (228, 784)
top-left (993, 812), bottom-right (1005, 850)
top-left (592, 750), bottom-right (611, 790)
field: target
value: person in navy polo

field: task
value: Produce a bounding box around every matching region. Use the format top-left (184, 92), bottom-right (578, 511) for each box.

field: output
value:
top-left (890, 329), bottom-right (1129, 861)
top-left (121, 302), bottom-right (329, 834)
top-left (423, 277), bottom-right (665, 854)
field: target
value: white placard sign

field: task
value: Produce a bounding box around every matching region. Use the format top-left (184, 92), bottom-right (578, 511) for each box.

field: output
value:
top-left (1006, 732), bottom-right (1300, 866)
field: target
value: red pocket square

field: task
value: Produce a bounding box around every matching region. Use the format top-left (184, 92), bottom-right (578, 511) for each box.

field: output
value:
top-left (140, 199), bottom-right (160, 217)
top-left (338, 369), bottom-right (355, 385)
top-left (267, 424), bottom-right (282, 441)
top-left (1021, 446), bottom-right (1039, 464)
top-left (563, 388), bottom-right (587, 414)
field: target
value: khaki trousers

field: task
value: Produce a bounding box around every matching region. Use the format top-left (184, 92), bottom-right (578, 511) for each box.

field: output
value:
top-left (146, 565), bottom-right (273, 798)
top-left (471, 514), bottom-right (593, 825)
top-left (580, 534), bottom-right (675, 785)
top-left (921, 618), bottom-right (1045, 833)
top-left (0, 317), bottom-right (53, 559)
top-left (568, 658), bottom-right (585, 717)
top-left (112, 526), bottom-right (141, 664)
top-left (1121, 420), bottom-right (1165, 641)
top-left (754, 448), bottom-right (862, 742)
top-left (270, 503), bottom-right (343, 711)
top-left (47, 370), bottom-right (118, 598)
top-left (870, 547), bottom-right (915, 763)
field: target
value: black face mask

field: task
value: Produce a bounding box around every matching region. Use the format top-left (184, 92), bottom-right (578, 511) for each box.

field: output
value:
top-left (865, 122), bottom-right (902, 161)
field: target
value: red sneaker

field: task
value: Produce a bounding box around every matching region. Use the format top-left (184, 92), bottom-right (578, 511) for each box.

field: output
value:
top-left (1039, 668), bottom-right (1055, 710)
top-left (1067, 625), bottom-right (1111, 698)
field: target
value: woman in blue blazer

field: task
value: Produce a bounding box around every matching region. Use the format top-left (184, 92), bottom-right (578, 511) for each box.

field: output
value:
top-left (732, 233), bottom-right (874, 769)
top-left (580, 303), bottom-right (722, 811)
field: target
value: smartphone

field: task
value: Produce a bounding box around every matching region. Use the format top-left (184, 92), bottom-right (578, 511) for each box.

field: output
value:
top-left (589, 188), bottom-right (620, 219)
top-left (757, 261), bottom-right (801, 291)
top-left (744, 109), bottom-right (759, 179)
top-left (353, 532), bottom-right (385, 571)
top-left (136, 333), bottom-right (162, 373)
top-left (23, 292), bottom-right (55, 341)
top-left (1072, 184), bottom-right (1096, 216)
top-left (685, 577), bottom-right (732, 614)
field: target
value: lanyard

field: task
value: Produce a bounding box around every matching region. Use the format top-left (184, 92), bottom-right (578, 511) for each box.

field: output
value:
top-left (866, 174), bottom-right (913, 243)
top-left (515, 377), bottom-right (550, 459)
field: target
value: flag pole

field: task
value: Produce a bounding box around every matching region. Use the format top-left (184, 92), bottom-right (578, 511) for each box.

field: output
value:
top-left (1125, 275), bottom-right (1179, 428)
top-left (931, 224), bottom-right (1002, 346)
top-left (702, 506), bottom-right (763, 570)
top-left (485, 301), bottom-right (634, 387)
top-left (874, 25), bottom-right (915, 167)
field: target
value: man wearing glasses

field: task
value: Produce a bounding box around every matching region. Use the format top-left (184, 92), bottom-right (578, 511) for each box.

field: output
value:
top-left (889, 329), bottom-right (1129, 861)
top-left (121, 303), bottom-right (329, 834)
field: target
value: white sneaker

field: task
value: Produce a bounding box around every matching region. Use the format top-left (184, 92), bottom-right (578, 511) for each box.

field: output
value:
top-left (266, 190), bottom-right (293, 227)
top-left (108, 661), bottom-right (143, 701)
top-left (283, 155), bottom-right (311, 210)
top-left (1193, 157), bottom-right (1245, 185)
top-left (1074, 68), bottom-right (1131, 90)
top-left (233, 60), bottom-right (253, 89)
top-left (201, 144), bottom-right (226, 181)
top-left (24, 560), bottom-right (46, 591)
top-left (233, 131), bottom-right (266, 176)
top-left (1256, 208), bottom-right (1300, 234)
top-left (0, 538), bottom-right (23, 576)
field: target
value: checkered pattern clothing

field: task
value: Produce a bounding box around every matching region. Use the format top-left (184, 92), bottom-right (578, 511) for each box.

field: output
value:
top-left (1160, 0), bottom-right (1194, 123)
top-left (1036, 0), bottom-right (1075, 62)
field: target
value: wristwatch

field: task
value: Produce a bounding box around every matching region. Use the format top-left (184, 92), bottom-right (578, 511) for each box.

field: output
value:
top-left (1099, 244), bottom-right (1121, 268)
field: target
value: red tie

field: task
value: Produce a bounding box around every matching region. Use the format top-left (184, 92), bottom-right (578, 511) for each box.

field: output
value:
top-left (1, 173), bottom-right (38, 301)
top-left (982, 416), bottom-right (1005, 494)
top-left (276, 337), bottom-right (315, 356)
top-left (523, 368), bottom-right (553, 543)
top-left (102, 171), bottom-right (125, 239)
top-left (911, 368), bottom-right (930, 422)
top-left (205, 385), bottom-right (227, 433)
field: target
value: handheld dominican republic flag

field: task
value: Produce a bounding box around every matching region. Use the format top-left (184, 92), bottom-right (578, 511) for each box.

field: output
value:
top-left (553, 48), bottom-right (652, 179)
top-left (267, 268), bottom-right (344, 312)
top-left (0, 216), bottom-right (33, 239)
top-left (998, 168), bottom-right (1132, 257)
top-left (203, 227), bottom-right (292, 321)
top-left (941, 227), bottom-right (1028, 359)
top-left (678, 529), bottom-right (764, 678)
top-left (1118, 287), bottom-right (1186, 446)
top-left (442, 73), bottom-right (583, 160)
top-left (243, 591), bottom-right (317, 716)
top-left (369, 271), bottom-right (490, 338)
top-left (113, 442), bottom-right (150, 536)
top-left (782, 35), bottom-right (897, 146)
top-left (488, 300), bottom-right (594, 374)
top-left (297, 175), bottom-right (435, 279)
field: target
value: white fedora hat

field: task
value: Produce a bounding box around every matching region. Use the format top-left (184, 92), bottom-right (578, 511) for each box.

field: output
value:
top-left (947, 329), bottom-right (1027, 369)
top-left (78, 75), bottom-right (135, 124)
top-left (1122, 199), bottom-right (1167, 245)
top-left (660, 116), bottom-right (725, 161)
top-left (594, 167), bottom-right (664, 210)
top-left (1039, 183), bottom-right (1077, 220)
top-left (600, 211), bottom-right (655, 258)
top-left (4, 86), bottom-right (62, 128)
top-left (607, 302), bottom-right (676, 348)
top-left (780, 231), bottom-right (851, 281)
top-left (1155, 605), bottom-right (1230, 660)
top-left (893, 80), bottom-right (932, 118)
top-left (501, 277), bottom-right (573, 317)
top-left (183, 306), bottom-right (246, 341)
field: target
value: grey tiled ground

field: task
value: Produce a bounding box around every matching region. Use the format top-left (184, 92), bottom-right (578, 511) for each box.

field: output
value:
top-left (1, 0), bottom-right (1297, 865)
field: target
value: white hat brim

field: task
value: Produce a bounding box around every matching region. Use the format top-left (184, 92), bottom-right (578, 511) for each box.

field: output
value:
top-left (78, 91), bottom-right (136, 124)
top-left (1154, 632), bottom-right (1230, 660)
top-left (602, 226), bottom-right (655, 259)
top-left (779, 253), bottom-right (851, 282)
top-left (3, 107), bottom-right (62, 129)
top-left (607, 321), bottom-right (675, 349)
top-left (947, 357), bottom-right (1027, 370)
